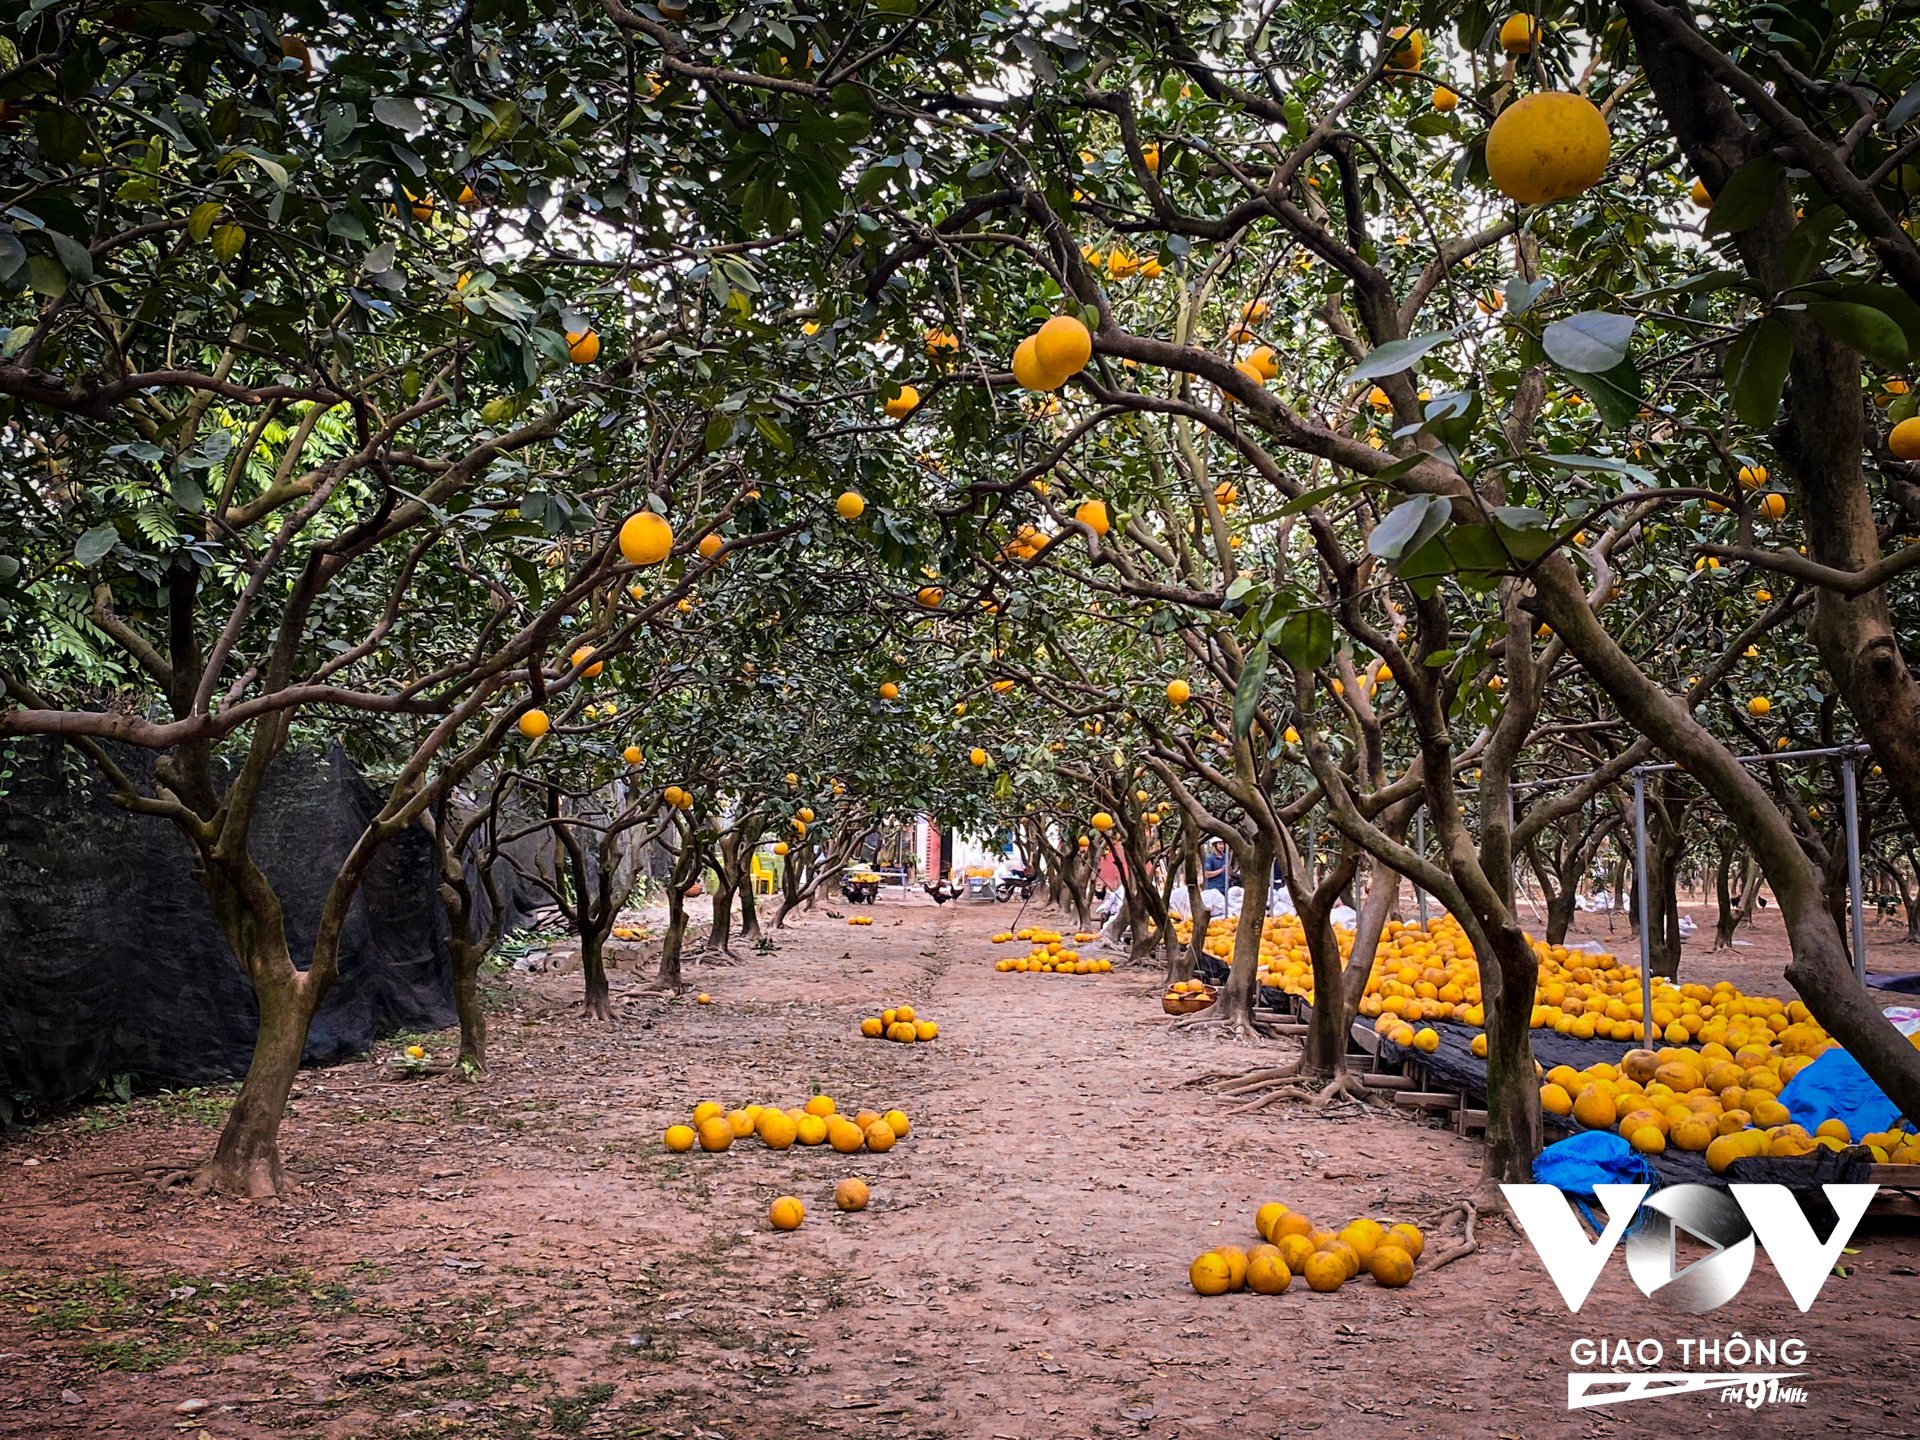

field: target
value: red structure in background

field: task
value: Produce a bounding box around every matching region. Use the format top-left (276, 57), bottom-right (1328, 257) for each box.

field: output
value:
top-left (924, 821), bottom-right (943, 880)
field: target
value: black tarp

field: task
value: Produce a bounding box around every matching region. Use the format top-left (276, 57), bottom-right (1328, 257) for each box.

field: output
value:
top-left (0, 740), bottom-right (457, 1106)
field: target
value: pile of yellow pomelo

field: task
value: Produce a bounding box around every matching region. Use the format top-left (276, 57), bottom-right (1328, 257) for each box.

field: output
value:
top-left (664, 1096), bottom-right (911, 1155)
top-left (847, 914), bottom-right (875, 926)
top-left (1179, 912), bottom-right (1855, 1053)
top-left (1191, 1201), bottom-right (1424, 1296)
top-left (1540, 1042), bottom-right (1920, 1167)
top-left (991, 927), bottom-right (1112, 975)
top-left (859, 1004), bottom-right (939, 1043)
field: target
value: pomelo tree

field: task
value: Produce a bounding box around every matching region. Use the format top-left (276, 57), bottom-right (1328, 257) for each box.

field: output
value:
top-left (565, 1), bottom-right (1920, 1176)
top-left (0, 1), bottom-right (834, 1191)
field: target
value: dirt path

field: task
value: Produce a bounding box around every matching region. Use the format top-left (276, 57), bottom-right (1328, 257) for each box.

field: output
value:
top-left (2, 898), bottom-right (1918, 1439)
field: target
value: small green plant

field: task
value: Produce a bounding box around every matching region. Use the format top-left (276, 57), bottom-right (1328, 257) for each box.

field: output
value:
top-left (546, 1383), bottom-right (615, 1434)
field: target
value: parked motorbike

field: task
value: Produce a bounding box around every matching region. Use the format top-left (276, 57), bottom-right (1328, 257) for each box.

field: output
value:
top-left (993, 864), bottom-right (1037, 902)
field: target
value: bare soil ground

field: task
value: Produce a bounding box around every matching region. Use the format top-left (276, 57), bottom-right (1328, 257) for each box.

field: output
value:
top-left (2, 897), bottom-right (1918, 1440)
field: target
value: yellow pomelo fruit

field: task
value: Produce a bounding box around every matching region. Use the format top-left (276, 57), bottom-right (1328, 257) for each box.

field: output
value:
top-left (1033, 315), bottom-right (1093, 377)
top-left (1485, 92), bottom-right (1611, 205)
top-left (620, 510), bottom-right (674, 565)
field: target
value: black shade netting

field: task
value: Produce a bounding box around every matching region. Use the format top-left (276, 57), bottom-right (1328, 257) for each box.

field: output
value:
top-left (0, 739), bottom-right (456, 1106)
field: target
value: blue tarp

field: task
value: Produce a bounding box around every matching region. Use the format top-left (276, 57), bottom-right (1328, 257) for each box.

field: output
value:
top-left (1780, 1047), bottom-right (1904, 1137)
top-left (1532, 1131), bottom-right (1656, 1232)
top-left (1533, 1129), bottom-right (1656, 1191)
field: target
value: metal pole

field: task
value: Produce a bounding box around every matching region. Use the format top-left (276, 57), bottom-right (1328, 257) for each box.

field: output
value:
top-left (1415, 809), bottom-right (1430, 931)
top-left (1634, 772), bottom-right (1654, 1047)
top-left (1842, 755), bottom-right (1867, 986)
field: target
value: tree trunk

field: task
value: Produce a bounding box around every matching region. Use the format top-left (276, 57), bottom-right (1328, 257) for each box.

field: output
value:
top-left (738, 874), bottom-right (762, 943)
top-left (1340, 815), bottom-right (1413, 1034)
top-left (580, 930), bottom-right (612, 1020)
top-left (1607, 848), bottom-right (1628, 933)
top-left (1898, 852), bottom-right (1920, 944)
top-left (1544, 885), bottom-right (1577, 946)
top-left (1711, 843), bottom-right (1741, 950)
top-left (1645, 827), bottom-right (1683, 979)
top-left (707, 877), bottom-right (736, 954)
top-left (1479, 925), bottom-right (1545, 1185)
top-left (656, 892), bottom-right (688, 992)
top-left (1217, 833), bottom-right (1275, 1034)
top-left (1278, 820), bottom-right (1361, 1078)
top-left (205, 959), bottom-right (318, 1198)
top-left (1177, 825), bottom-right (1206, 985)
top-left (451, 939), bottom-right (488, 1071)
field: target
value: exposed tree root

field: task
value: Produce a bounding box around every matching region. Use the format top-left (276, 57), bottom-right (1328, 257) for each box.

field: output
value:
top-left (382, 1060), bottom-right (456, 1082)
top-left (85, 1160), bottom-right (200, 1180)
top-left (1165, 1004), bottom-right (1286, 1042)
top-left (1422, 1199), bottom-right (1480, 1272)
top-left (1219, 1069), bottom-right (1370, 1117)
top-left (1185, 1062), bottom-right (1301, 1092)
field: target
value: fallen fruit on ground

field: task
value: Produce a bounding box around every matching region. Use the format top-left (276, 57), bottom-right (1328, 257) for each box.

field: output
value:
top-left (1302, 1250), bottom-right (1347, 1292)
top-left (835, 1178), bottom-right (870, 1211)
top-left (1369, 1245), bottom-right (1415, 1287)
top-left (769, 1196), bottom-right (804, 1231)
top-left (1190, 1252), bottom-right (1232, 1296)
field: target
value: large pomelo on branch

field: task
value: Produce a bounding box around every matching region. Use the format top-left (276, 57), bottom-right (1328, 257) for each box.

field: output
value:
top-left (1485, 92), bottom-right (1610, 205)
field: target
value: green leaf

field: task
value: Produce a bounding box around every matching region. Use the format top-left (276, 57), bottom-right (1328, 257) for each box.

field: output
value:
top-left (1369, 494), bottom-right (1451, 563)
top-left (372, 96), bottom-right (428, 134)
top-left (475, 101), bottom-right (520, 154)
top-left (1826, 284), bottom-right (1920, 357)
top-left (0, 227), bottom-right (24, 283)
top-left (703, 414), bottom-right (735, 452)
top-left (170, 476), bottom-right (205, 513)
top-left (751, 415), bottom-right (794, 454)
top-left (1805, 300), bottom-right (1910, 369)
top-left (1505, 277), bottom-right (1553, 317)
top-left (1888, 78), bottom-right (1920, 132)
top-left (240, 149), bottom-right (288, 189)
top-left (1490, 506), bottom-right (1555, 561)
top-left (1277, 611), bottom-right (1334, 671)
top-left (32, 110), bottom-right (88, 165)
top-left (1271, 474), bottom-right (1375, 517)
top-left (1397, 533), bottom-right (1462, 599)
top-left (45, 230), bottom-right (94, 285)
top-left (75, 523), bottom-right (119, 566)
top-left (1783, 205), bottom-right (1843, 288)
top-left (1724, 316), bottom-right (1793, 429)
top-left (26, 253), bottom-right (68, 298)
top-left (186, 201), bottom-right (223, 243)
top-left (1565, 358), bottom-right (1644, 428)
top-left (1350, 330), bottom-right (1460, 382)
top-left (1704, 154), bottom-right (1783, 235)
top-left (327, 209), bottom-right (369, 242)
top-left (1542, 311), bottom-right (1635, 372)
top-left (1233, 640), bottom-right (1269, 740)
top-left (1538, 452), bottom-right (1657, 487)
